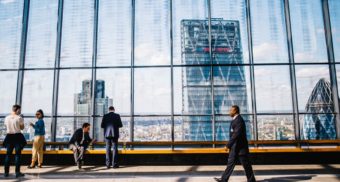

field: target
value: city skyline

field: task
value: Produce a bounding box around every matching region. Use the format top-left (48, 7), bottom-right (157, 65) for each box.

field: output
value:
top-left (0, 0), bottom-right (340, 141)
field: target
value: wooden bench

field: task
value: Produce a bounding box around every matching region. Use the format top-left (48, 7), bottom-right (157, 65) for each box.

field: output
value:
top-left (0, 140), bottom-right (339, 155)
top-left (0, 147), bottom-right (340, 155)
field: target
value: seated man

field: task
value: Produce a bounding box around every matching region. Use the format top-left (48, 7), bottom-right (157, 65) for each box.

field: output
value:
top-left (69, 123), bottom-right (93, 169)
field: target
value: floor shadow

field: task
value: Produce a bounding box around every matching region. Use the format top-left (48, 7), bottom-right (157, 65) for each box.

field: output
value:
top-left (1, 165), bottom-right (339, 180)
top-left (257, 175), bottom-right (315, 182)
top-left (177, 166), bottom-right (199, 182)
top-left (321, 164), bottom-right (340, 180)
top-left (89, 165), bottom-right (134, 172)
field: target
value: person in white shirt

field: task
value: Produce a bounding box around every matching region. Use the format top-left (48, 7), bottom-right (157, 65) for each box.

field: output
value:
top-left (3, 105), bottom-right (26, 178)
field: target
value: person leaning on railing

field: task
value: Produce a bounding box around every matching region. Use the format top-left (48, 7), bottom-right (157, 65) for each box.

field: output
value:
top-left (28, 109), bottom-right (46, 169)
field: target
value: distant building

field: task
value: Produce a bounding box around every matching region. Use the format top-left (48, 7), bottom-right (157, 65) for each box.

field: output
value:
top-left (181, 19), bottom-right (250, 141)
top-left (303, 78), bottom-right (336, 140)
top-left (74, 80), bottom-right (112, 140)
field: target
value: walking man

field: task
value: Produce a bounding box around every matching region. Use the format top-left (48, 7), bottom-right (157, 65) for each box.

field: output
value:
top-left (215, 105), bottom-right (256, 182)
top-left (101, 106), bottom-right (123, 169)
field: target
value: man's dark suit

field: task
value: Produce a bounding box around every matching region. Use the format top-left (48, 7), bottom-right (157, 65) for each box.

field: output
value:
top-left (220, 115), bottom-right (256, 182)
top-left (101, 112), bottom-right (123, 167)
top-left (69, 128), bottom-right (92, 164)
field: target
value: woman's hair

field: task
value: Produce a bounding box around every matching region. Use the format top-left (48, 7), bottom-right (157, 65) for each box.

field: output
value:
top-left (36, 109), bottom-right (44, 119)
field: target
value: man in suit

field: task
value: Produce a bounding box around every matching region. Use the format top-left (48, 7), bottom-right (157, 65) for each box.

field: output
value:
top-left (69, 123), bottom-right (93, 169)
top-left (101, 106), bottom-right (123, 169)
top-left (214, 105), bottom-right (256, 182)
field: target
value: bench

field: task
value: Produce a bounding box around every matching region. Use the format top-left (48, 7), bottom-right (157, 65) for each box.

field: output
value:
top-left (0, 140), bottom-right (339, 155)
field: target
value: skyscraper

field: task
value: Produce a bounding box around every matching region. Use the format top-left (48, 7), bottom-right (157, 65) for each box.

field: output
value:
top-left (181, 19), bottom-right (249, 141)
top-left (303, 78), bottom-right (337, 140)
top-left (74, 80), bottom-right (112, 132)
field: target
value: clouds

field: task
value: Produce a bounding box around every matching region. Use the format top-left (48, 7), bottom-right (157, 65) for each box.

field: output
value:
top-left (254, 67), bottom-right (272, 77)
top-left (296, 67), bottom-right (329, 78)
top-left (253, 43), bottom-right (279, 60)
top-left (135, 43), bottom-right (170, 65)
top-left (294, 52), bottom-right (313, 62)
top-left (134, 68), bottom-right (171, 114)
top-left (254, 66), bottom-right (293, 112)
top-left (0, 0), bottom-right (15, 4)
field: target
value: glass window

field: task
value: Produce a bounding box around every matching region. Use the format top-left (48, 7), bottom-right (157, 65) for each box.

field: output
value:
top-left (0, 71), bottom-right (17, 115)
top-left (173, 0), bottom-right (209, 65)
top-left (215, 115), bottom-right (253, 141)
top-left (214, 66), bottom-right (252, 114)
top-left (254, 66), bottom-right (293, 113)
top-left (22, 70), bottom-right (54, 116)
top-left (0, 0), bottom-right (23, 69)
top-left (134, 68), bottom-right (171, 115)
top-left (336, 65), bottom-right (340, 97)
top-left (23, 117), bottom-right (52, 142)
top-left (295, 65), bottom-right (331, 113)
top-left (329, 0), bottom-right (340, 63)
top-left (94, 117), bottom-right (130, 142)
top-left (134, 0), bottom-right (170, 66)
top-left (257, 115), bottom-right (294, 140)
top-left (175, 116), bottom-right (212, 141)
top-left (211, 0), bottom-right (249, 64)
top-left (0, 118), bottom-right (6, 141)
top-left (97, 0), bottom-right (131, 66)
top-left (56, 117), bottom-right (91, 142)
top-left (57, 69), bottom-right (92, 116)
top-left (96, 69), bottom-right (131, 116)
top-left (289, 0), bottom-right (328, 63)
top-left (300, 114), bottom-right (336, 140)
top-left (251, 0), bottom-right (288, 63)
top-left (134, 117), bottom-right (171, 141)
top-left (174, 67), bottom-right (212, 115)
top-left (60, 0), bottom-right (94, 67)
top-left (25, 0), bottom-right (58, 68)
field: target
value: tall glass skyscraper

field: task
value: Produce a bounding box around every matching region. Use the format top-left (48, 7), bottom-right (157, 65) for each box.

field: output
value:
top-left (181, 19), bottom-right (249, 141)
top-left (74, 80), bottom-right (112, 140)
top-left (303, 78), bottom-right (337, 140)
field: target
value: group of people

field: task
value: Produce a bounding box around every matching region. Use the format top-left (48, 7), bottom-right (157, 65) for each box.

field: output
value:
top-left (3, 104), bottom-right (255, 182)
top-left (3, 105), bottom-right (123, 178)
top-left (68, 106), bottom-right (123, 169)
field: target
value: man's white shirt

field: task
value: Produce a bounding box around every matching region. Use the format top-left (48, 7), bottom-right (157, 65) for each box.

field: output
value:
top-left (4, 114), bottom-right (24, 134)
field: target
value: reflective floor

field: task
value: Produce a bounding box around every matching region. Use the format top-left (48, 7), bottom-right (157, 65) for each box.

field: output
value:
top-left (0, 165), bottom-right (339, 181)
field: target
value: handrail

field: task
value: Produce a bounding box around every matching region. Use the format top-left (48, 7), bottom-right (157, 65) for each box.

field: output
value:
top-left (0, 139), bottom-right (339, 148)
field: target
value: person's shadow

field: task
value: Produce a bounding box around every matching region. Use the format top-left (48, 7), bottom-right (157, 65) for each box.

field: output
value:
top-left (257, 175), bottom-right (315, 182)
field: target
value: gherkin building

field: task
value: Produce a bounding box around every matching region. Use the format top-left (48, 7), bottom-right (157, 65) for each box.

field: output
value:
top-left (303, 78), bottom-right (337, 140)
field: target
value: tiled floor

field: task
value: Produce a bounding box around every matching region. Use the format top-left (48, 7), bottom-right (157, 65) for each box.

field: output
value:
top-left (0, 164), bottom-right (339, 181)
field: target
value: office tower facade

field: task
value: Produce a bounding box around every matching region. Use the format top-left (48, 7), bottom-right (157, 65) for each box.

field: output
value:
top-left (181, 19), bottom-right (249, 141)
top-left (74, 80), bottom-right (113, 132)
top-left (303, 78), bottom-right (337, 140)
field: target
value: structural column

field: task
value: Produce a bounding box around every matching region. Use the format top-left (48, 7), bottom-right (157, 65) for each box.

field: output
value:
top-left (51, 0), bottom-right (64, 142)
top-left (322, 0), bottom-right (340, 139)
top-left (16, 0), bottom-right (30, 105)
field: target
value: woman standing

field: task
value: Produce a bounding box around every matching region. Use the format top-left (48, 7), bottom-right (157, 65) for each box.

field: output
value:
top-left (28, 109), bottom-right (45, 168)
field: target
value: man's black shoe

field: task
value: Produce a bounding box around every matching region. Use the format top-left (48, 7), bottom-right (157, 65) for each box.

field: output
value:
top-left (214, 177), bottom-right (222, 182)
top-left (77, 162), bottom-right (81, 169)
top-left (113, 165), bottom-right (119, 169)
top-left (15, 172), bottom-right (25, 178)
top-left (106, 165), bottom-right (111, 169)
top-left (4, 173), bottom-right (9, 177)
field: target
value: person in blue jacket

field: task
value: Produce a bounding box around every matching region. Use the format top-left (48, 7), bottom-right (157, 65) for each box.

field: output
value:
top-left (28, 109), bottom-right (45, 168)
